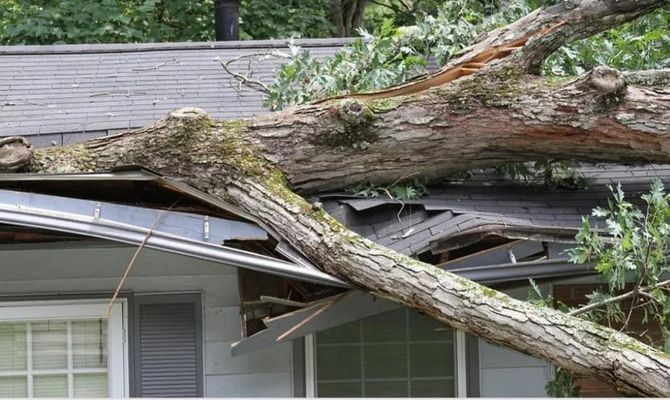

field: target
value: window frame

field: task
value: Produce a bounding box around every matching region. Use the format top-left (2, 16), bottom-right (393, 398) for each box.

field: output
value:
top-left (0, 298), bottom-right (129, 398)
top-left (304, 310), bottom-right (469, 398)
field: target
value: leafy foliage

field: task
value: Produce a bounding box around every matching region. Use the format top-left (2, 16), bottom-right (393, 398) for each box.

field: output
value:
top-left (239, 0), bottom-right (334, 40)
top-left (264, 21), bottom-right (428, 110)
top-left (546, 180), bottom-right (670, 395)
top-left (570, 180), bottom-right (670, 300)
top-left (265, 0), bottom-right (532, 110)
top-left (569, 181), bottom-right (670, 335)
top-left (494, 160), bottom-right (588, 189)
top-left (544, 6), bottom-right (670, 75)
top-left (0, 0), bottom-right (348, 44)
top-left (545, 367), bottom-right (581, 397)
top-left (0, 0), bottom-right (214, 44)
top-left (364, 0), bottom-right (444, 29)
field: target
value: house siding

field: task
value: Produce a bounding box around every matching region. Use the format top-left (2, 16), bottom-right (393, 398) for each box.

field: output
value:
top-left (477, 284), bottom-right (553, 397)
top-left (478, 341), bottom-right (552, 397)
top-left (0, 244), bottom-right (295, 397)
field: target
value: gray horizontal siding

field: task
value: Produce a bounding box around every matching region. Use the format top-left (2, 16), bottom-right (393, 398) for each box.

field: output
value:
top-left (0, 245), bottom-right (295, 397)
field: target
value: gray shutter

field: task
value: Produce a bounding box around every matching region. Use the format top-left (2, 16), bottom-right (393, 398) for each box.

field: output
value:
top-left (134, 295), bottom-right (203, 397)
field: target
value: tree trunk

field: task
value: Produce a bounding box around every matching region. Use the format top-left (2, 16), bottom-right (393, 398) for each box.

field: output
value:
top-left (5, 0), bottom-right (670, 396)
top-left (330, 0), bottom-right (367, 37)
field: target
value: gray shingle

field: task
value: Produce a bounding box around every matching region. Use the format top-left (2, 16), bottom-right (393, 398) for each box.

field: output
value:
top-left (320, 165), bottom-right (670, 256)
top-left (1, 38), bottom-right (352, 139)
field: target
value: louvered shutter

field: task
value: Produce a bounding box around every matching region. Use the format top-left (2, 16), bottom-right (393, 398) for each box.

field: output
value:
top-left (134, 295), bottom-right (203, 397)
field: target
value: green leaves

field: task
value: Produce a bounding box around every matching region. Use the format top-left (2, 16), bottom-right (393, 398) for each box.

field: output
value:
top-left (545, 367), bottom-right (581, 397)
top-left (543, 6), bottom-right (670, 76)
top-left (265, 0), bottom-right (532, 110)
top-left (0, 0), bottom-right (214, 44)
top-left (348, 179), bottom-right (428, 201)
top-left (239, 0), bottom-right (333, 40)
top-left (571, 179), bottom-right (670, 346)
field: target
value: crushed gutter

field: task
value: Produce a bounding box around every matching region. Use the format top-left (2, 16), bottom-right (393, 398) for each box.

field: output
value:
top-left (0, 188), bottom-right (348, 288)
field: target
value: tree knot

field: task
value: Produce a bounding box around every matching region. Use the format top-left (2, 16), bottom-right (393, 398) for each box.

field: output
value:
top-left (590, 66), bottom-right (627, 96)
top-left (0, 136), bottom-right (33, 172)
top-left (168, 107), bottom-right (210, 121)
top-left (337, 99), bottom-right (372, 126)
top-left (165, 108), bottom-right (213, 142)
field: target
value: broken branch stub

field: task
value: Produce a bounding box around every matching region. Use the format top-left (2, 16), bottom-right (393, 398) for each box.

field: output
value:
top-left (0, 136), bottom-right (33, 171)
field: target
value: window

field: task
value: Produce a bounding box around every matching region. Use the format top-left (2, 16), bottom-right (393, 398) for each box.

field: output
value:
top-left (312, 308), bottom-right (458, 397)
top-left (0, 300), bottom-right (127, 398)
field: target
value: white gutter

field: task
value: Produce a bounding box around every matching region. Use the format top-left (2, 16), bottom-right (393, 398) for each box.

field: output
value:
top-left (0, 189), bottom-right (348, 288)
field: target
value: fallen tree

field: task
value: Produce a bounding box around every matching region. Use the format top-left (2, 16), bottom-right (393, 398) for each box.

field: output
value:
top-left (3, 0), bottom-right (670, 396)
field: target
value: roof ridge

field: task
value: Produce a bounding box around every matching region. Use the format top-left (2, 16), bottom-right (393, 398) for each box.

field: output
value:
top-left (0, 37), bottom-right (356, 56)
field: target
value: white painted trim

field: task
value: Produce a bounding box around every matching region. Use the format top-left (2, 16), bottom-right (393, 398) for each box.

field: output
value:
top-left (107, 301), bottom-right (127, 398)
top-left (304, 334), bottom-right (316, 398)
top-left (0, 298), bottom-right (128, 398)
top-left (27, 322), bottom-right (33, 398)
top-left (66, 321), bottom-right (74, 398)
top-left (456, 330), bottom-right (468, 397)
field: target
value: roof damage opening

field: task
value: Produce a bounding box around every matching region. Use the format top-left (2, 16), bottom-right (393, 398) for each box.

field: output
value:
top-left (0, 169), bottom-right (348, 287)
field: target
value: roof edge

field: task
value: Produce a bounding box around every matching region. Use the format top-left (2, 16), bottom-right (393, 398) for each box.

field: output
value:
top-left (0, 37), bottom-right (356, 56)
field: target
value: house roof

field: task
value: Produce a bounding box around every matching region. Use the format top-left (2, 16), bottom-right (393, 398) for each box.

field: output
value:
top-left (0, 38), bottom-right (352, 147)
top-left (3, 37), bottom-right (669, 283)
top-left (319, 163), bottom-right (670, 256)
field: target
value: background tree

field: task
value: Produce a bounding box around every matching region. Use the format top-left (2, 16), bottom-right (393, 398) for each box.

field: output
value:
top-left (0, 0), bottom-right (376, 43)
top-left (0, 0), bottom-right (214, 44)
top-left (238, 0), bottom-right (334, 39)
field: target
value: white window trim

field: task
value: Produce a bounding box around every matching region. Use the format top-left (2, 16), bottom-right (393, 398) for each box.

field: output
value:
top-left (455, 330), bottom-right (468, 397)
top-left (0, 298), bottom-right (129, 398)
top-left (305, 329), bottom-right (468, 398)
top-left (305, 334), bottom-right (316, 398)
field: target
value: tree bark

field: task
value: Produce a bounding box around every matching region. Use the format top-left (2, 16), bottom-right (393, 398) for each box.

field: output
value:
top-left (6, 0), bottom-right (670, 396)
top-left (330, 0), bottom-right (367, 37)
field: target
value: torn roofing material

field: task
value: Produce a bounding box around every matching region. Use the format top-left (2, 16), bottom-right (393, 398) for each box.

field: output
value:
top-left (232, 253), bottom-right (596, 356)
top-left (320, 164), bottom-right (670, 256)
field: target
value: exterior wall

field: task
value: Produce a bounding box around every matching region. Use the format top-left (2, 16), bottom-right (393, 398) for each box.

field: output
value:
top-left (477, 284), bottom-right (553, 397)
top-left (0, 244), bottom-right (295, 397)
top-left (478, 341), bottom-right (552, 397)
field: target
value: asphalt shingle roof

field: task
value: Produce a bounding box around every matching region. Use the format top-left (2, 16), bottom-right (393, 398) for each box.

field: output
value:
top-left (0, 38), bottom-right (352, 146)
top-left (320, 164), bottom-right (670, 256)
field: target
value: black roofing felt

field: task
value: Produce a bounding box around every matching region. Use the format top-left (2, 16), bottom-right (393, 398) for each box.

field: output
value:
top-left (320, 164), bottom-right (670, 256)
top-left (0, 38), bottom-right (352, 144)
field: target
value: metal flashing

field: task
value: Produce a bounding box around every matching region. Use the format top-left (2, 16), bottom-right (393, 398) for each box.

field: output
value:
top-left (0, 169), bottom-right (280, 238)
top-left (449, 257), bottom-right (594, 284)
top-left (0, 189), bottom-right (348, 287)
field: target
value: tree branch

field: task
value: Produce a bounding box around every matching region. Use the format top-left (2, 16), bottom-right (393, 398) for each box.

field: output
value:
top-left (219, 54), bottom-right (272, 94)
top-left (568, 278), bottom-right (670, 317)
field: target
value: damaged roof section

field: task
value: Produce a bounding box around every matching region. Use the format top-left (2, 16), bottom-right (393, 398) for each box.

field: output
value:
top-left (320, 164), bottom-right (670, 258)
top-left (0, 168), bottom-right (347, 287)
